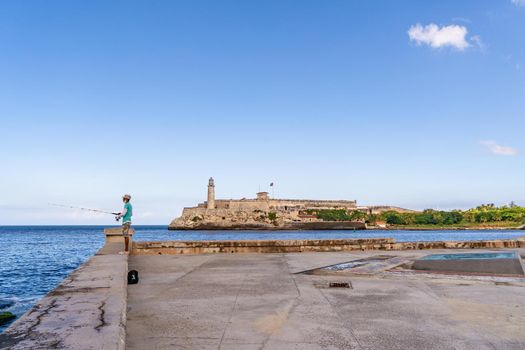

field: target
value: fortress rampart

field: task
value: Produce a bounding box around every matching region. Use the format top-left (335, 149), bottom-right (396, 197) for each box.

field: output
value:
top-left (169, 178), bottom-right (411, 230)
top-left (197, 198), bottom-right (357, 211)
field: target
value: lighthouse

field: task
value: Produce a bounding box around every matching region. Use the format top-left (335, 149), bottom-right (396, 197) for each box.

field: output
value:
top-left (207, 177), bottom-right (215, 209)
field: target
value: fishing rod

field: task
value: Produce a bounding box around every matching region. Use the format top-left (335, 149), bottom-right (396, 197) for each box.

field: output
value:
top-left (49, 203), bottom-right (121, 221)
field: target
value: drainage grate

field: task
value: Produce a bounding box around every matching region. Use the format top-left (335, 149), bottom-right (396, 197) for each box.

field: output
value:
top-left (329, 282), bottom-right (352, 288)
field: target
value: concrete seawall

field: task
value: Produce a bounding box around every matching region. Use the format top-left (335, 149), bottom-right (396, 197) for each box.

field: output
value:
top-left (132, 237), bottom-right (525, 255)
top-left (2, 230), bottom-right (524, 349)
top-left (0, 228), bottom-right (131, 350)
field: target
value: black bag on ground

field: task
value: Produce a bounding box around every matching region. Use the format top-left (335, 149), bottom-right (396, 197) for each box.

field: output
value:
top-left (128, 270), bottom-right (139, 284)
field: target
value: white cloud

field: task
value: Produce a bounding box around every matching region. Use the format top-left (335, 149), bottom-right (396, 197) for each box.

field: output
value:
top-left (481, 141), bottom-right (519, 156)
top-left (408, 23), bottom-right (471, 50)
top-left (512, 0), bottom-right (525, 7)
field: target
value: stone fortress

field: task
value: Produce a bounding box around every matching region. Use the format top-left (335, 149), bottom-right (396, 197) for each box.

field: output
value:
top-left (169, 178), bottom-right (412, 230)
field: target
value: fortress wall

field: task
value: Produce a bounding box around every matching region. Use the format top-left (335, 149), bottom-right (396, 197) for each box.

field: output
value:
top-left (210, 199), bottom-right (356, 211)
top-left (180, 207), bottom-right (255, 218)
top-left (226, 201), bottom-right (270, 211)
top-left (267, 199), bottom-right (357, 207)
top-left (187, 198), bottom-right (358, 212)
top-left (180, 207), bottom-right (207, 217)
top-left (171, 179), bottom-right (414, 230)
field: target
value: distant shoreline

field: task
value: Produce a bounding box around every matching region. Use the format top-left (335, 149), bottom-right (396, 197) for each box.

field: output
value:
top-left (0, 224), bottom-right (523, 232)
top-left (169, 223), bottom-right (525, 232)
top-left (371, 225), bottom-right (525, 231)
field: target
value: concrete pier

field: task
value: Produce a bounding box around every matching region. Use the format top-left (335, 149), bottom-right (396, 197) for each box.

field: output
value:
top-left (126, 249), bottom-right (525, 349)
top-left (0, 228), bottom-right (132, 350)
top-left (2, 232), bottom-right (525, 349)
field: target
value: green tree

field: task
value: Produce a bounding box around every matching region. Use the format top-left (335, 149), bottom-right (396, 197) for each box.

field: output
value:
top-left (382, 211), bottom-right (405, 225)
top-left (315, 209), bottom-right (351, 221)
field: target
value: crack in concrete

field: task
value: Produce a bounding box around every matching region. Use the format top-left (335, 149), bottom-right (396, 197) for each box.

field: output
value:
top-left (28, 299), bottom-right (59, 334)
top-left (49, 286), bottom-right (109, 296)
top-left (48, 339), bottom-right (62, 349)
top-left (0, 299), bottom-right (64, 349)
top-left (95, 300), bottom-right (107, 332)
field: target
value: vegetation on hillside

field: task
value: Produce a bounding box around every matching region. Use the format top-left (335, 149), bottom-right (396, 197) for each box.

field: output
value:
top-left (304, 209), bottom-right (368, 222)
top-left (305, 203), bottom-right (525, 227)
top-left (268, 212), bottom-right (278, 222)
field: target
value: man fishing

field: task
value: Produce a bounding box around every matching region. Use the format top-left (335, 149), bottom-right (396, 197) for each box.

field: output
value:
top-left (116, 194), bottom-right (133, 253)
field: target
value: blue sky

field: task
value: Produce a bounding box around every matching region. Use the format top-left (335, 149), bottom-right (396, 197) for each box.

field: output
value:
top-left (1, 0), bottom-right (524, 224)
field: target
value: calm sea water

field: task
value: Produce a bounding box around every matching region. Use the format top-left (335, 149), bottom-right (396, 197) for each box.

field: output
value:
top-left (1, 225), bottom-right (524, 331)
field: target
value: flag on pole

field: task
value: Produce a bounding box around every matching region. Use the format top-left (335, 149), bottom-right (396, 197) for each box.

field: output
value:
top-left (270, 182), bottom-right (274, 187)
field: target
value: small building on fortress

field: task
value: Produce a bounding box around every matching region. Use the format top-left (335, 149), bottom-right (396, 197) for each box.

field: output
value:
top-left (169, 178), bottom-right (412, 230)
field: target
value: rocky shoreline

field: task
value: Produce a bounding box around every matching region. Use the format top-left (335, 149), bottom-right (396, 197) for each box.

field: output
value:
top-left (169, 221), bottom-right (366, 231)
top-left (170, 221), bottom-right (525, 231)
top-left (370, 225), bottom-right (525, 231)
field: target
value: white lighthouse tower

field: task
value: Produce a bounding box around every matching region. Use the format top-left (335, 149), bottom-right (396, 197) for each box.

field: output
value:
top-left (207, 177), bottom-right (215, 209)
